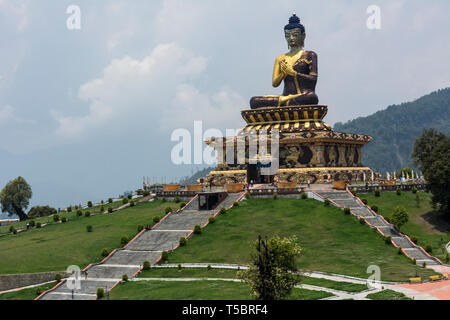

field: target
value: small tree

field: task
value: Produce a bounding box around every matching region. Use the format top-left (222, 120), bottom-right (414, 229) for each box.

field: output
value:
top-left (194, 225), bottom-right (202, 234)
top-left (0, 176), bottom-right (33, 221)
top-left (239, 235), bottom-right (302, 300)
top-left (108, 198), bottom-right (113, 204)
top-left (391, 206), bottom-right (409, 230)
top-left (374, 189), bottom-right (381, 197)
top-left (87, 201), bottom-right (93, 208)
top-left (143, 261), bottom-right (151, 271)
top-left (96, 288), bottom-right (104, 299)
top-left (120, 236), bottom-right (129, 245)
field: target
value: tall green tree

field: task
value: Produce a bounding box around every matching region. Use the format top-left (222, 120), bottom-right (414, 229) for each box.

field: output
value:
top-left (239, 235), bottom-right (302, 300)
top-left (411, 128), bottom-right (447, 170)
top-left (412, 129), bottom-right (450, 214)
top-left (0, 177), bottom-right (33, 221)
top-left (390, 206), bottom-right (409, 230)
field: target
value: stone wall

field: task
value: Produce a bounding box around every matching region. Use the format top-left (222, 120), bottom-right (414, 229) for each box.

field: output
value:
top-left (0, 271), bottom-right (69, 292)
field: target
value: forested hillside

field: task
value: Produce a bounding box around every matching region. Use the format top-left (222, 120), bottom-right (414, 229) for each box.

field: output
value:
top-left (334, 88), bottom-right (450, 173)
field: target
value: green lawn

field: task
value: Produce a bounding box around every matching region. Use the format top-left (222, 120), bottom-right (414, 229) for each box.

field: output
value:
top-left (0, 281), bottom-right (57, 300)
top-left (366, 289), bottom-right (412, 300)
top-left (357, 191), bottom-right (450, 262)
top-left (166, 198), bottom-right (436, 281)
top-left (138, 267), bottom-right (369, 293)
top-left (0, 200), bottom-right (175, 274)
top-left (106, 280), bottom-right (334, 300)
top-left (0, 197), bottom-right (146, 236)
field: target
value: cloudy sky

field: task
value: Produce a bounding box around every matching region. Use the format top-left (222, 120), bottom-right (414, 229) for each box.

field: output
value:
top-left (0, 0), bottom-right (449, 211)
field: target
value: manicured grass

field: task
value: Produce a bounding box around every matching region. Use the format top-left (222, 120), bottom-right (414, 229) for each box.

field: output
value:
top-left (106, 280), bottom-right (334, 300)
top-left (138, 267), bottom-right (368, 293)
top-left (138, 267), bottom-right (238, 279)
top-left (366, 289), bottom-right (412, 300)
top-left (0, 200), bottom-right (175, 274)
top-left (0, 198), bottom-right (139, 235)
top-left (0, 281), bottom-right (58, 300)
top-left (357, 191), bottom-right (450, 262)
top-left (300, 276), bottom-right (368, 293)
top-left (167, 198), bottom-right (436, 281)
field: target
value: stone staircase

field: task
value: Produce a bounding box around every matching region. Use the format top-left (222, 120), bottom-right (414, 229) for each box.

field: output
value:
top-left (38, 192), bottom-right (245, 300)
top-left (315, 190), bottom-right (440, 267)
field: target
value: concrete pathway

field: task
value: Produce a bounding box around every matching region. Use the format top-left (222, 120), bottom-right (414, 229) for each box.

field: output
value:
top-left (36, 192), bottom-right (245, 300)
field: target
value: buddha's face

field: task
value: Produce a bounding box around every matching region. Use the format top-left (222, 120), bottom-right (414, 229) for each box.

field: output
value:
top-left (285, 28), bottom-right (305, 49)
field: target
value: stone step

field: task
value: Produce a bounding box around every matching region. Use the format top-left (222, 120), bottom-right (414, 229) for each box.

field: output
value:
top-left (377, 226), bottom-right (400, 237)
top-left (351, 208), bottom-right (375, 218)
top-left (364, 217), bottom-right (387, 227)
top-left (391, 237), bottom-right (415, 249)
top-left (415, 259), bottom-right (439, 266)
top-left (84, 265), bottom-right (140, 280)
top-left (332, 199), bottom-right (363, 208)
top-left (403, 248), bottom-right (433, 260)
top-left (153, 210), bottom-right (215, 231)
top-left (51, 279), bottom-right (118, 295)
top-left (104, 250), bottom-right (162, 266)
top-left (40, 292), bottom-right (97, 300)
top-left (125, 230), bottom-right (190, 252)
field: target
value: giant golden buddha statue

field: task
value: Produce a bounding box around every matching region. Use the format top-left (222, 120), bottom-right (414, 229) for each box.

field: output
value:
top-left (250, 14), bottom-right (319, 109)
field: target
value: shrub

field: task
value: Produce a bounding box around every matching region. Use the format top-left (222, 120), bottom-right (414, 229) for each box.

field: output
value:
top-left (35, 286), bottom-right (43, 296)
top-left (86, 225), bottom-right (93, 232)
top-left (153, 216), bottom-right (161, 224)
top-left (96, 288), bottom-right (104, 299)
top-left (108, 198), bottom-right (113, 204)
top-left (36, 222), bottom-right (42, 229)
top-left (359, 218), bottom-right (365, 224)
top-left (122, 198), bottom-right (129, 205)
top-left (53, 214), bottom-right (60, 222)
top-left (101, 200), bottom-right (104, 205)
top-left (344, 207), bottom-right (351, 215)
top-left (165, 207), bottom-right (172, 214)
top-left (411, 236), bottom-right (418, 244)
top-left (28, 205), bottom-right (58, 218)
top-left (84, 211), bottom-right (91, 217)
top-left (74, 206), bottom-right (79, 210)
top-left (101, 248), bottom-right (109, 257)
top-left (384, 236), bottom-right (392, 244)
top-left (194, 225), bottom-right (202, 234)
top-left (76, 210), bottom-right (82, 217)
top-left (29, 220), bottom-right (35, 227)
top-left (9, 226), bottom-right (16, 234)
top-left (162, 197), bottom-right (166, 203)
top-left (245, 193), bottom-right (251, 199)
top-left (324, 199), bottom-right (330, 206)
top-left (179, 237), bottom-right (186, 246)
top-left (208, 216), bottom-right (216, 224)
top-left (55, 273), bottom-right (62, 282)
top-left (391, 206), bottom-right (409, 230)
top-left (161, 251), bottom-right (169, 262)
top-left (178, 264), bottom-right (182, 271)
top-left (374, 189), bottom-right (380, 197)
top-left (396, 188), bottom-right (401, 196)
top-left (207, 264), bottom-right (212, 271)
top-left (301, 192), bottom-right (308, 199)
top-left (122, 274), bottom-right (128, 282)
top-left (130, 201), bottom-right (135, 207)
top-left (371, 205), bottom-right (378, 213)
top-left (108, 207), bottom-right (113, 213)
top-left (385, 216), bottom-right (391, 223)
top-left (179, 202), bottom-right (187, 209)
top-left (411, 187), bottom-right (418, 194)
top-left (425, 244), bottom-right (433, 253)
top-left (143, 190), bottom-right (150, 197)
top-left (143, 260), bottom-right (151, 270)
top-left (100, 205), bottom-right (105, 212)
top-left (120, 236), bottom-right (129, 245)
top-left (233, 201), bottom-right (239, 207)
top-left (361, 199), bottom-right (368, 205)
top-left (174, 196), bottom-right (181, 203)
top-left (398, 248), bottom-right (403, 255)
top-left (61, 217), bottom-right (67, 223)
top-left (127, 194), bottom-right (132, 200)
top-left (87, 201), bottom-right (93, 208)
top-left (137, 224), bottom-right (144, 232)
top-left (67, 206), bottom-right (72, 213)
top-left (273, 192), bottom-right (278, 200)
top-left (220, 208), bottom-right (227, 215)
top-left (412, 258), bottom-right (417, 265)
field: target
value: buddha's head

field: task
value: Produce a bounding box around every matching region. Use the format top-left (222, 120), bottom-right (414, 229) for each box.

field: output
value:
top-left (284, 13), bottom-right (305, 49)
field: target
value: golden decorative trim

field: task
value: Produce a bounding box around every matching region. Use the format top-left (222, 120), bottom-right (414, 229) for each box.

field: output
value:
top-left (274, 112), bottom-right (281, 121)
top-left (249, 115), bottom-right (256, 123)
top-left (257, 114), bottom-right (265, 122)
top-left (265, 113), bottom-right (273, 122)
top-left (284, 112), bottom-right (290, 121)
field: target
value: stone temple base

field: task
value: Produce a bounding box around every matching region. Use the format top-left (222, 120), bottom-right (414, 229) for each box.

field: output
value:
top-left (206, 167), bottom-right (372, 186)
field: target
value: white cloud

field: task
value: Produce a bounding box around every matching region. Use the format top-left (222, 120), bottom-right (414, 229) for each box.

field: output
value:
top-left (0, 0), bottom-right (28, 32)
top-left (53, 42), bottom-right (242, 139)
top-left (0, 105), bottom-right (35, 124)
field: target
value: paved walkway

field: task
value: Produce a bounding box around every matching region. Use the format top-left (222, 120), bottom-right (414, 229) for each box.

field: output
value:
top-left (36, 192), bottom-right (245, 300)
